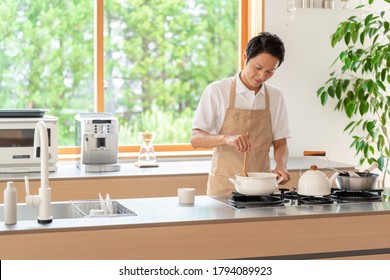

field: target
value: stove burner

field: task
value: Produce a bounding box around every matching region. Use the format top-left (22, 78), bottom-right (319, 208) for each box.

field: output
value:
top-left (331, 190), bottom-right (382, 202)
top-left (229, 192), bottom-right (285, 208)
top-left (299, 196), bottom-right (333, 205)
top-left (279, 188), bottom-right (332, 205)
top-left (283, 190), bottom-right (300, 200)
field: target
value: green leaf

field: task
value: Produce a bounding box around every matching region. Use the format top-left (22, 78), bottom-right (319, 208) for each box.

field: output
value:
top-left (339, 50), bottom-right (347, 61)
top-left (366, 121), bottom-right (376, 137)
top-left (359, 102), bottom-right (369, 115)
top-left (356, 139), bottom-right (365, 152)
top-left (347, 90), bottom-right (355, 100)
top-left (377, 80), bottom-right (386, 91)
top-left (327, 86), bottom-right (335, 98)
top-left (335, 81), bottom-right (342, 97)
top-left (368, 27), bottom-right (376, 38)
top-left (316, 86), bottom-right (324, 96)
top-left (357, 87), bottom-right (365, 100)
top-left (381, 68), bottom-right (387, 82)
top-left (344, 121), bottom-right (355, 132)
top-left (335, 100), bottom-right (342, 110)
top-left (372, 54), bottom-right (381, 67)
top-left (378, 156), bottom-right (385, 171)
top-left (366, 80), bottom-right (375, 93)
top-left (351, 27), bottom-right (359, 44)
top-left (359, 30), bottom-right (366, 45)
top-left (382, 113), bottom-right (387, 126)
top-left (373, 34), bottom-right (380, 45)
top-left (320, 91), bottom-right (328, 105)
top-left (384, 21), bottom-right (389, 32)
top-left (364, 144), bottom-right (369, 157)
top-left (342, 79), bottom-right (350, 91)
top-left (344, 57), bottom-right (351, 69)
top-left (344, 32), bottom-right (351, 45)
top-left (346, 102), bottom-right (356, 117)
top-left (377, 135), bottom-right (385, 151)
top-left (364, 14), bottom-right (374, 27)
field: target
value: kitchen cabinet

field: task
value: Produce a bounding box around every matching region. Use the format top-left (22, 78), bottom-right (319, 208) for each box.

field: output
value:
top-left (1, 196), bottom-right (390, 260)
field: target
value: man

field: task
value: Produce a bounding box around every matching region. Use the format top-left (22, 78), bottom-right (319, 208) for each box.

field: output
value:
top-left (191, 32), bottom-right (291, 196)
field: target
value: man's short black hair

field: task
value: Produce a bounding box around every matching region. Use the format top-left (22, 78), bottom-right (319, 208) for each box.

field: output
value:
top-left (245, 32), bottom-right (285, 67)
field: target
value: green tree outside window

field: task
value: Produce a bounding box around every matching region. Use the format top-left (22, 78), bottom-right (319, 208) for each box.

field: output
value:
top-left (0, 0), bottom-right (238, 146)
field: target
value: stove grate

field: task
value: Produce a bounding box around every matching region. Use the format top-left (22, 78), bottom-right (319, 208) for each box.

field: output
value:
top-left (331, 190), bottom-right (382, 202)
top-left (228, 192), bottom-right (285, 208)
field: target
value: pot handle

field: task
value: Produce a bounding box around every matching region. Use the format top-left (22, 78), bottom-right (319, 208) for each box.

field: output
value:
top-left (364, 162), bottom-right (378, 173)
top-left (228, 178), bottom-right (240, 186)
top-left (276, 176), bottom-right (284, 185)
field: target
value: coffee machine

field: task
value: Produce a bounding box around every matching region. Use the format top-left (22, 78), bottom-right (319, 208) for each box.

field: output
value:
top-left (75, 113), bottom-right (120, 172)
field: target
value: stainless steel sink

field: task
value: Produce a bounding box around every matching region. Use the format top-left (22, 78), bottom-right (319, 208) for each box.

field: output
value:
top-left (0, 202), bottom-right (74, 221)
top-left (0, 200), bottom-right (136, 222)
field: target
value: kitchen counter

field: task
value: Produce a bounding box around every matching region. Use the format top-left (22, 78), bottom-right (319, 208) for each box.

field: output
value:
top-left (0, 156), bottom-right (362, 207)
top-left (1, 196), bottom-right (389, 232)
top-left (1, 196), bottom-right (390, 260)
top-left (0, 156), bottom-right (354, 181)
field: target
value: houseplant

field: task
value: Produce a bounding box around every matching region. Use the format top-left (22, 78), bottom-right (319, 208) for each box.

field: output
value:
top-left (316, 0), bottom-right (390, 187)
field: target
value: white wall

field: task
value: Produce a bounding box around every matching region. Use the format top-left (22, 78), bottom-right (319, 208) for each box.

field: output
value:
top-left (264, 0), bottom-right (386, 166)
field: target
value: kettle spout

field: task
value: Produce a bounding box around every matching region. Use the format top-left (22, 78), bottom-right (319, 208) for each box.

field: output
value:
top-left (329, 172), bottom-right (339, 188)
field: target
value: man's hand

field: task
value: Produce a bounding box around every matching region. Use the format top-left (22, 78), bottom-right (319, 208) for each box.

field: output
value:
top-left (224, 133), bottom-right (252, 153)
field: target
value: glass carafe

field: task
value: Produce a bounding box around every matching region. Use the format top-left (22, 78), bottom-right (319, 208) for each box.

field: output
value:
top-left (138, 132), bottom-right (156, 163)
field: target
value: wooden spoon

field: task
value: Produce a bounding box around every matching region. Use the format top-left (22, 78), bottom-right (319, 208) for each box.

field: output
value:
top-left (239, 132), bottom-right (250, 177)
top-left (240, 151), bottom-right (248, 177)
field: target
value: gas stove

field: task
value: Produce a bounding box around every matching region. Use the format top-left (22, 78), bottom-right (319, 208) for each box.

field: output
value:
top-left (228, 188), bottom-right (383, 208)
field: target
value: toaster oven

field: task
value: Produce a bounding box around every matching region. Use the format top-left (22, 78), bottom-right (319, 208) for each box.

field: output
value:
top-left (0, 115), bottom-right (58, 173)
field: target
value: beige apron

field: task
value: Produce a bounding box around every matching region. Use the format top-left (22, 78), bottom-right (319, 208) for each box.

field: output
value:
top-left (206, 73), bottom-right (273, 196)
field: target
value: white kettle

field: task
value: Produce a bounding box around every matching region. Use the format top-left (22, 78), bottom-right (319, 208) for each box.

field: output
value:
top-left (298, 165), bottom-right (338, 196)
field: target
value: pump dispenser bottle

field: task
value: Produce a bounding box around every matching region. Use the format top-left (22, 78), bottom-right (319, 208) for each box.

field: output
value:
top-left (4, 181), bottom-right (17, 225)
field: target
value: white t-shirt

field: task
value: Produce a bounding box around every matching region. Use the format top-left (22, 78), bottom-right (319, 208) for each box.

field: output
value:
top-left (192, 75), bottom-right (291, 141)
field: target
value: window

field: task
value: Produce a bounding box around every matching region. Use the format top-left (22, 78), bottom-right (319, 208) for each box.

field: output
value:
top-left (1, 0), bottom-right (256, 154)
top-left (0, 0), bottom-right (94, 146)
top-left (104, 0), bottom-right (239, 146)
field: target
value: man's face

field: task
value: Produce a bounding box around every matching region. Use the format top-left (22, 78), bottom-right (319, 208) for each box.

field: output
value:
top-left (241, 52), bottom-right (280, 92)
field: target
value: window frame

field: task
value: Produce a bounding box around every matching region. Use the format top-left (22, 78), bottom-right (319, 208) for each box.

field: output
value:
top-left (59, 0), bottom-right (263, 157)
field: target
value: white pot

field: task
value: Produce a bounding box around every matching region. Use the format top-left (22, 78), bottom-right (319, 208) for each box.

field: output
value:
top-left (228, 172), bottom-right (283, 195)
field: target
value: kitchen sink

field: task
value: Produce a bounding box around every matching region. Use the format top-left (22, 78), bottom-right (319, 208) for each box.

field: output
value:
top-left (71, 200), bottom-right (136, 218)
top-left (0, 200), bottom-right (136, 222)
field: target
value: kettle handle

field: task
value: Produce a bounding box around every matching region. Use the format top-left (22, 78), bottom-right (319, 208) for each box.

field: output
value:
top-left (303, 150), bottom-right (326, 156)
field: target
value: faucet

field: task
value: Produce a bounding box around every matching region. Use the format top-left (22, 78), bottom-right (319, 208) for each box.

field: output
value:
top-left (24, 120), bottom-right (52, 224)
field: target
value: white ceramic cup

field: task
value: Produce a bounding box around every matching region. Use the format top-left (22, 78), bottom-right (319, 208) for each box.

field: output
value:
top-left (178, 188), bottom-right (196, 204)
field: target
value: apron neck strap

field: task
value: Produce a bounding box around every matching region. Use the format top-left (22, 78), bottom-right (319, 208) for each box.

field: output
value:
top-left (229, 73), bottom-right (270, 109)
top-left (228, 74), bottom-right (237, 109)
